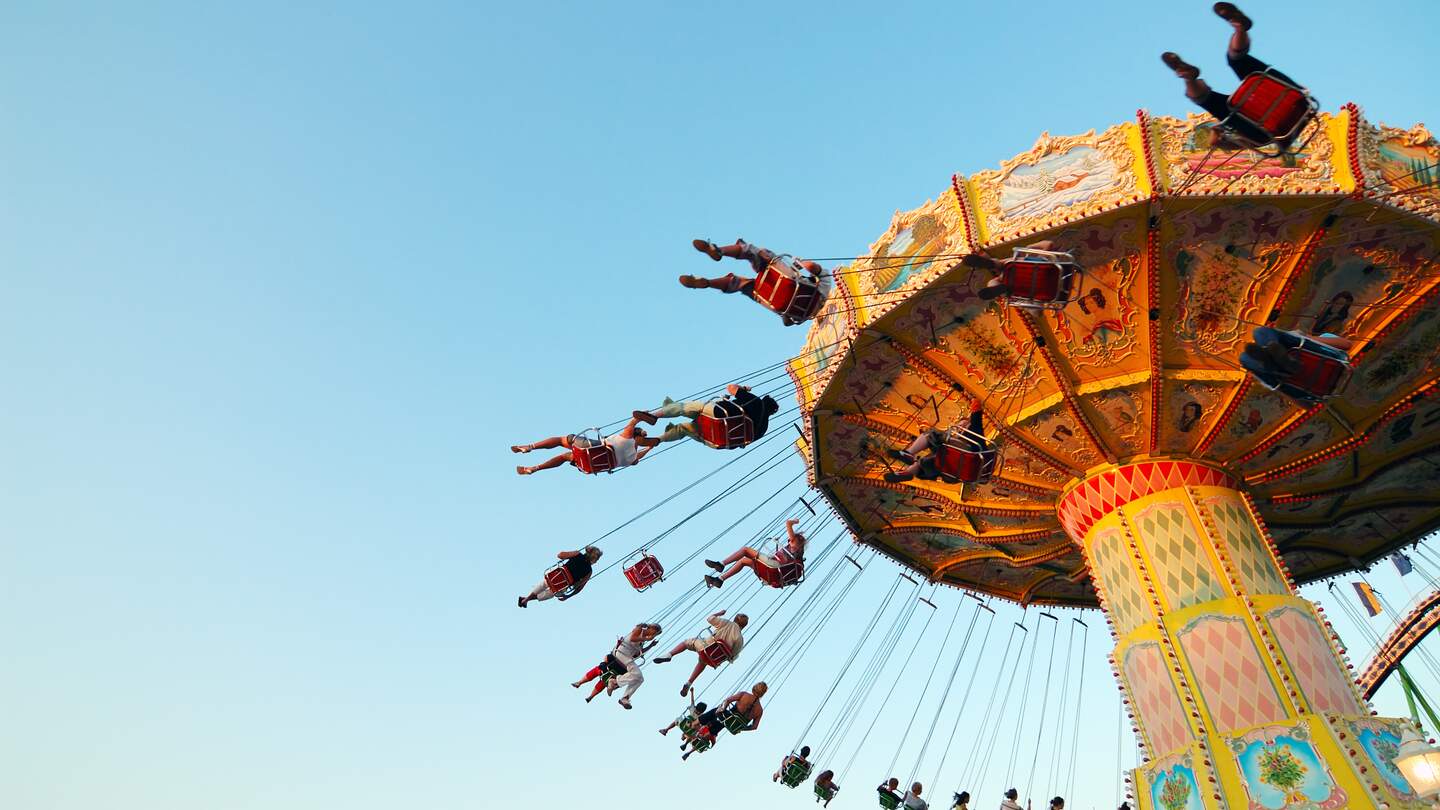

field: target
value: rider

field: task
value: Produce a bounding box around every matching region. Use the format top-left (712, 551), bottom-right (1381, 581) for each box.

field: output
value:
top-left (653, 610), bottom-right (748, 696)
top-left (632, 383), bottom-right (779, 446)
top-left (517, 547), bottom-right (601, 608)
top-left (658, 697), bottom-right (708, 740)
top-left (1161, 3), bottom-right (1305, 149)
top-left (774, 745), bottom-right (812, 782)
top-left (683, 682), bottom-right (767, 760)
top-left (953, 791), bottom-right (972, 810)
top-left (903, 782), bottom-right (929, 810)
top-left (815, 770), bottom-right (841, 806)
top-left (884, 403), bottom-right (989, 484)
top-left (682, 238), bottom-right (832, 326)
top-left (571, 622), bottom-right (662, 709)
top-left (704, 518), bottom-right (807, 589)
top-left (962, 240), bottom-right (1061, 302)
top-left (513, 414), bottom-right (659, 475)
top-left (879, 778), bottom-right (903, 803)
top-left (999, 789), bottom-right (1023, 810)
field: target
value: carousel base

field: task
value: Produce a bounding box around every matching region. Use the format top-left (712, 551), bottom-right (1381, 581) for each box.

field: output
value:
top-left (1130, 711), bottom-right (1430, 810)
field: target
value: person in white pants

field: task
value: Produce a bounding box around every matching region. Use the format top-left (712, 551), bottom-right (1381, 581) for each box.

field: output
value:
top-left (573, 623), bottom-right (661, 709)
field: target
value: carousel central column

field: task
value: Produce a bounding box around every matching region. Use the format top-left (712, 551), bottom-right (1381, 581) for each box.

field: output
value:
top-left (1058, 460), bottom-right (1424, 810)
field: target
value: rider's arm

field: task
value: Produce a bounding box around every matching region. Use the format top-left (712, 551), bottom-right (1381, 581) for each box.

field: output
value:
top-left (558, 549), bottom-right (580, 559)
top-left (785, 519), bottom-right (803, 544)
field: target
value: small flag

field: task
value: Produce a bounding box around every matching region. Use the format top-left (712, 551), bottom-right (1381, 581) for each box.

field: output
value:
top-left (1353, 581), bottom-right (1383, 617)
top-left (1393, 552), bottom-right (1414, 576)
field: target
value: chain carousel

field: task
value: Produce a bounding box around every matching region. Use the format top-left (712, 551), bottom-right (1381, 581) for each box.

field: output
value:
top-left (790, 106), bottom-right (1440, 809)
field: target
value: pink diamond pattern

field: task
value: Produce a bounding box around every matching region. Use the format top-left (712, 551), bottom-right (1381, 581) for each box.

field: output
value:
top-left (1090, 528), bottom-right (1151, 634)
top-left (1268, 606), bottom-right (1361, 715)
top-left (1178, 615), bottom-right (1287, 733)
top-left (1124, 642), bottom-right (1192, 757)
top-left (1059, 461), bottom-right (1237, 541)
top-left (1133, 500), bottom-right (1226, 610)
top-left (1201, 495), bottom-right (1288, 596)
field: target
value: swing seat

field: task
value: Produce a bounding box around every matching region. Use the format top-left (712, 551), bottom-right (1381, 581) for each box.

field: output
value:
top-left (677, 714), bottom-right (698, 735)
top-left (781, 759), bottom-right (813, 787)
top-left (1223, 71), bottom-right (1317, 150)
top-left (934, 427), bottom-right (998, 485)
top-left (722, 711), bottom-right (751, 735)
top-left (878, 791), bottom-right (902, 810)
top-left (697, 399), bottom-right (755, 450)
top-left (998, 248), bottom-right (1082, 310)
top-left (1254, 333), bottom-right (1352, 403)
top-left (570, 442), bottom-right (617, 474)
top-left (756, 559), bottom-right (804, 588)
top-left (700, 639), bottom-right (734, 668)
top-left (691, 731), bottom-right (714, 752)
top-left (815, 783), bottom-right (839, 803)
top-left (623, 553), bottom-right (665, 592)
top-left (543, 564), bottom-right (575, 595)
top-left (754, 257), bottom-right (828, 323)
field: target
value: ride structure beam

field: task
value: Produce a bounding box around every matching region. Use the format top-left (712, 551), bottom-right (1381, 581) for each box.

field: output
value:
top-left (1058, 459), bottom-right (1426, 810)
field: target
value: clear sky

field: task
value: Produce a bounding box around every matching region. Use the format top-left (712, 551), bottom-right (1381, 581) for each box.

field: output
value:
top-left (2, 2), bottom-right (1438, 809)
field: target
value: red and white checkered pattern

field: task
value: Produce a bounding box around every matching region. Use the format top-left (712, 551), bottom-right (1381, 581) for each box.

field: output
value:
top-left (1178, 615), bottom-right (1287, 733)
top-left (1268, 605), bottom-right (1362, 715)
top-left (1123, 642), bottom-right (1192, 757)
top-left (1059, 461), bottom-right (1235, 541)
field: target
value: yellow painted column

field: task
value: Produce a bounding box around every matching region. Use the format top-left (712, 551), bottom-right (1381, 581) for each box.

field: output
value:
top-left (1058, 461), bottom-right (1428, 810)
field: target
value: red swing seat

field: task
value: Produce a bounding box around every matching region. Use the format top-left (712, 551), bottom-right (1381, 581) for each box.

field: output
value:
top-left (1271, 337), bottom-right (1352, 403)
top-left (543, 564), bottom-right (576, 595)
top-left (753, 256), bottom-right (828, 323)
top-left (998, 248), bottom-right (1082, 310)
top-left (699, 639), bottom-right (734, 667)
top-left (755, 558), bottom-right (804, 588)
top-left (623, 553), bottom-right (666, 592)
top-left (1223, 71), bottom-right (1318, 150)
top-left (569, 428), bottom-right (619, 474)
top-left (933, 427), bottom-right (999, 484)
top-left (697, 399), bottom-right (756, 449)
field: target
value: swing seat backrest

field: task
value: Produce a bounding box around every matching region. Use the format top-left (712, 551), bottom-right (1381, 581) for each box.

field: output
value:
top-left (934, 429), bottom-right (997, 484)
top-left (698, 399), bottom-right (755, 449)
top-left (722, 711), bottom-right (750, 735)
top-left (543, 565), bottom-right (575, 594)
top-left (700, 639), bottom-right (734, 667)
top-left (878, 791), bottom-right (902, 810)
top-left (755, 259), bottom-right (827, 323)
top-left (571, 442), bottom-right (618, 474)
top-left (1226, 72), bottom-right (1316, 145)
top-left (623, 554), bottom-right (665, 591)
top-left (781, 760), bottom-right (813, 787)
top-left (756, 559), bottom-right (804, 588)
top-left (1283, 344), bottom-right (1350, 400)
top-left (815, 783), bottom-right (839, 801)
top-left (1000, 249), bottom-right (1081, 310)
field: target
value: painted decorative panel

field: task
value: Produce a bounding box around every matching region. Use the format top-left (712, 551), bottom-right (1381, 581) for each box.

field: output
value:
top-left (1124, 641), bottom-right (1193, 758)
top-left (1266, 606), bottom-right (1360, 716)
top-left (1178, 615), bottom-right (1287, 733)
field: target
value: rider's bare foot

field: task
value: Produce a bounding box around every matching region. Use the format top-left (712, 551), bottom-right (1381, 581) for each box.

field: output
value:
top-left (510, 444), bottom-right (529, 453)
top-left (516, 465), bottom-right (532, 475)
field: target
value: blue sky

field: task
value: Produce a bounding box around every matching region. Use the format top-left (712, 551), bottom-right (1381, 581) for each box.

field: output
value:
top-left (1, 2), bottom-right (1438, 809)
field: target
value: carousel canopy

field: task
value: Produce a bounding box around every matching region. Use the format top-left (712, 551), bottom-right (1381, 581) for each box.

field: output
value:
top-left (793, 107), bottom-right (1440, 607)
